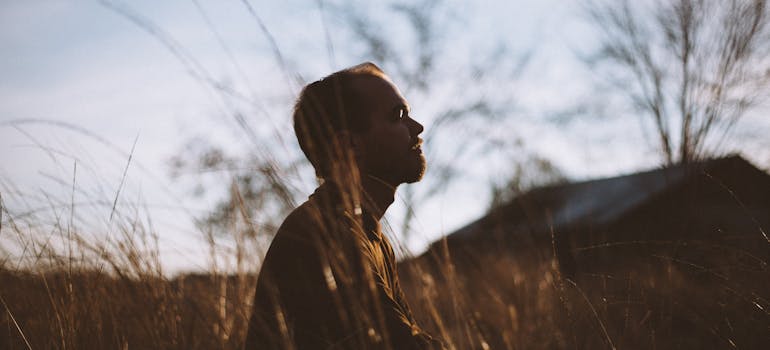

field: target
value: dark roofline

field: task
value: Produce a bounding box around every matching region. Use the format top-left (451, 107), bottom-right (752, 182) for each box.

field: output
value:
top-left (438, 154), bottom-right (763, 245)
top-left (520, 153), bottom-right (748, 198)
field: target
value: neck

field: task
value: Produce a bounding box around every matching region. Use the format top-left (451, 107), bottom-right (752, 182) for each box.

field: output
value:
top-left (360, 175), bottom-right (397, 220)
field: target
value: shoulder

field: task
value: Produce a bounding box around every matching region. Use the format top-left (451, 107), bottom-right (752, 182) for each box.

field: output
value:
top-left (256, 201), bottom-right (326, 292)
top-left (262, 196), bottom-right (346, 258)
top-left (266, 201), bottom-right (320, 254)
top-left (262, 191), bottom-right (368, 269)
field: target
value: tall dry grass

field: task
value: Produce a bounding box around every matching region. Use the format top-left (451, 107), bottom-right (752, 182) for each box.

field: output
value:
top-left (0, 168), bottom-right (263, 349)
top-left (3, 175), bottom-right (769, 349)
top-left (399, 239), bottom-right (770, 349)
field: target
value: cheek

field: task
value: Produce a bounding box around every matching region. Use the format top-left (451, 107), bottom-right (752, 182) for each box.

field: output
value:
top-left (366, 125), bottom-right (410, 153)
top-left (382, 128), bottom-right (411, 155)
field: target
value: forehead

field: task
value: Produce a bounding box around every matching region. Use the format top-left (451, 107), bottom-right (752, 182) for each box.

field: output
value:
top-left (350, 74), bottom-right (408, 112)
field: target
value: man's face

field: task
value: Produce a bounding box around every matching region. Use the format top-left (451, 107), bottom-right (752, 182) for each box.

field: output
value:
top-left (352, 75), bottom-right (426, 185)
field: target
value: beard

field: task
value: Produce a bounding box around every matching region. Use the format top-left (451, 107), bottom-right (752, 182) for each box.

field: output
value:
top-left (402, 151), bottom-right (426, 184)
top-left (363, 146), bottom-right (427, 186)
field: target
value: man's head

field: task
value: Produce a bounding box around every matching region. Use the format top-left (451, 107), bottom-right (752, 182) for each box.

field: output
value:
top-left (293, 62), bottom-right (425, 186)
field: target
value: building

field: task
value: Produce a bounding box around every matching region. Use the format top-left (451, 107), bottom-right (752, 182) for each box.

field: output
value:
top-left (420, 154), bottom-right (770, 278)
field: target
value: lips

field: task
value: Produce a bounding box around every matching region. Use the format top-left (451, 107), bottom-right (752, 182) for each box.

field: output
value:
top-left (410, 138), bottom-right (423, 152)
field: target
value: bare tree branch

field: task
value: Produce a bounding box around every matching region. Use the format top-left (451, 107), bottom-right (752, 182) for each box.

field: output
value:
top-left (587, 0), bottom-right (770, 165)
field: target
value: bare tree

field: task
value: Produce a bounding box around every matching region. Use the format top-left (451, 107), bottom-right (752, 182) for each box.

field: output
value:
top-left (586, 0), bottom-right (770, 165)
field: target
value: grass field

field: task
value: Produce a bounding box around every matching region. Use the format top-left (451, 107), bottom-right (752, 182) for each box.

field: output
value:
top-left (2, 212), bottom-right (768, 349)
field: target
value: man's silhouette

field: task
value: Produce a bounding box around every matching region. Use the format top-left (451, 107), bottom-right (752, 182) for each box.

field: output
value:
top-left (245, 63), bottom-right (444, 349)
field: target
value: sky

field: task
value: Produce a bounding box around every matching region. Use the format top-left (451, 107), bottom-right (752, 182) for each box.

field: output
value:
top-left (2, 0), bottom-right (768, 274)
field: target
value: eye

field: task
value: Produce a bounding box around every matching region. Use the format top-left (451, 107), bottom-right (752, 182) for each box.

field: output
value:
top-left (395, 106), bottom-right (409, 120)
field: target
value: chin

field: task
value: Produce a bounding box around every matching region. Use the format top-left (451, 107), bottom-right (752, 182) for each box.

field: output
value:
top-left (403, 158), bottom-right (427, 184)
top-left (404, 174), bottom-right (424, 184)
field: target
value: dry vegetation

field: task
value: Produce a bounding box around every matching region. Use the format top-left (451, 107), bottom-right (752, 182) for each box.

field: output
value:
top-left (2, 188), bottom-right (768, 349)
top-left (401, 239), bottom-right (770, 349)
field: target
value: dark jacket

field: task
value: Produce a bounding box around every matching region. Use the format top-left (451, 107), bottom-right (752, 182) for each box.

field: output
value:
top-left (245, 183), bottom-right (443, 349)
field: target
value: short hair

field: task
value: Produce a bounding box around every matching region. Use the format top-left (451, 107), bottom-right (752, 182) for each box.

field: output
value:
top-left (293, 62), bottom-right (386, 179)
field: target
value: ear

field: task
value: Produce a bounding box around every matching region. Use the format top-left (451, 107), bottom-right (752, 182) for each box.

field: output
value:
top-left (333, 130), bottom-right (366, 159)
top-left (348, 132), bottom-right (366, 159)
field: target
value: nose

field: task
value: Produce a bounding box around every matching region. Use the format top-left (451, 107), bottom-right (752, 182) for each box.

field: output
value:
top-left (408, 117), bottom-right (424, 136)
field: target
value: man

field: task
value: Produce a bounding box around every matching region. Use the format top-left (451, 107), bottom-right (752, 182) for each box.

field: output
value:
top-left (245, 63), bottom-right (444, 349)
